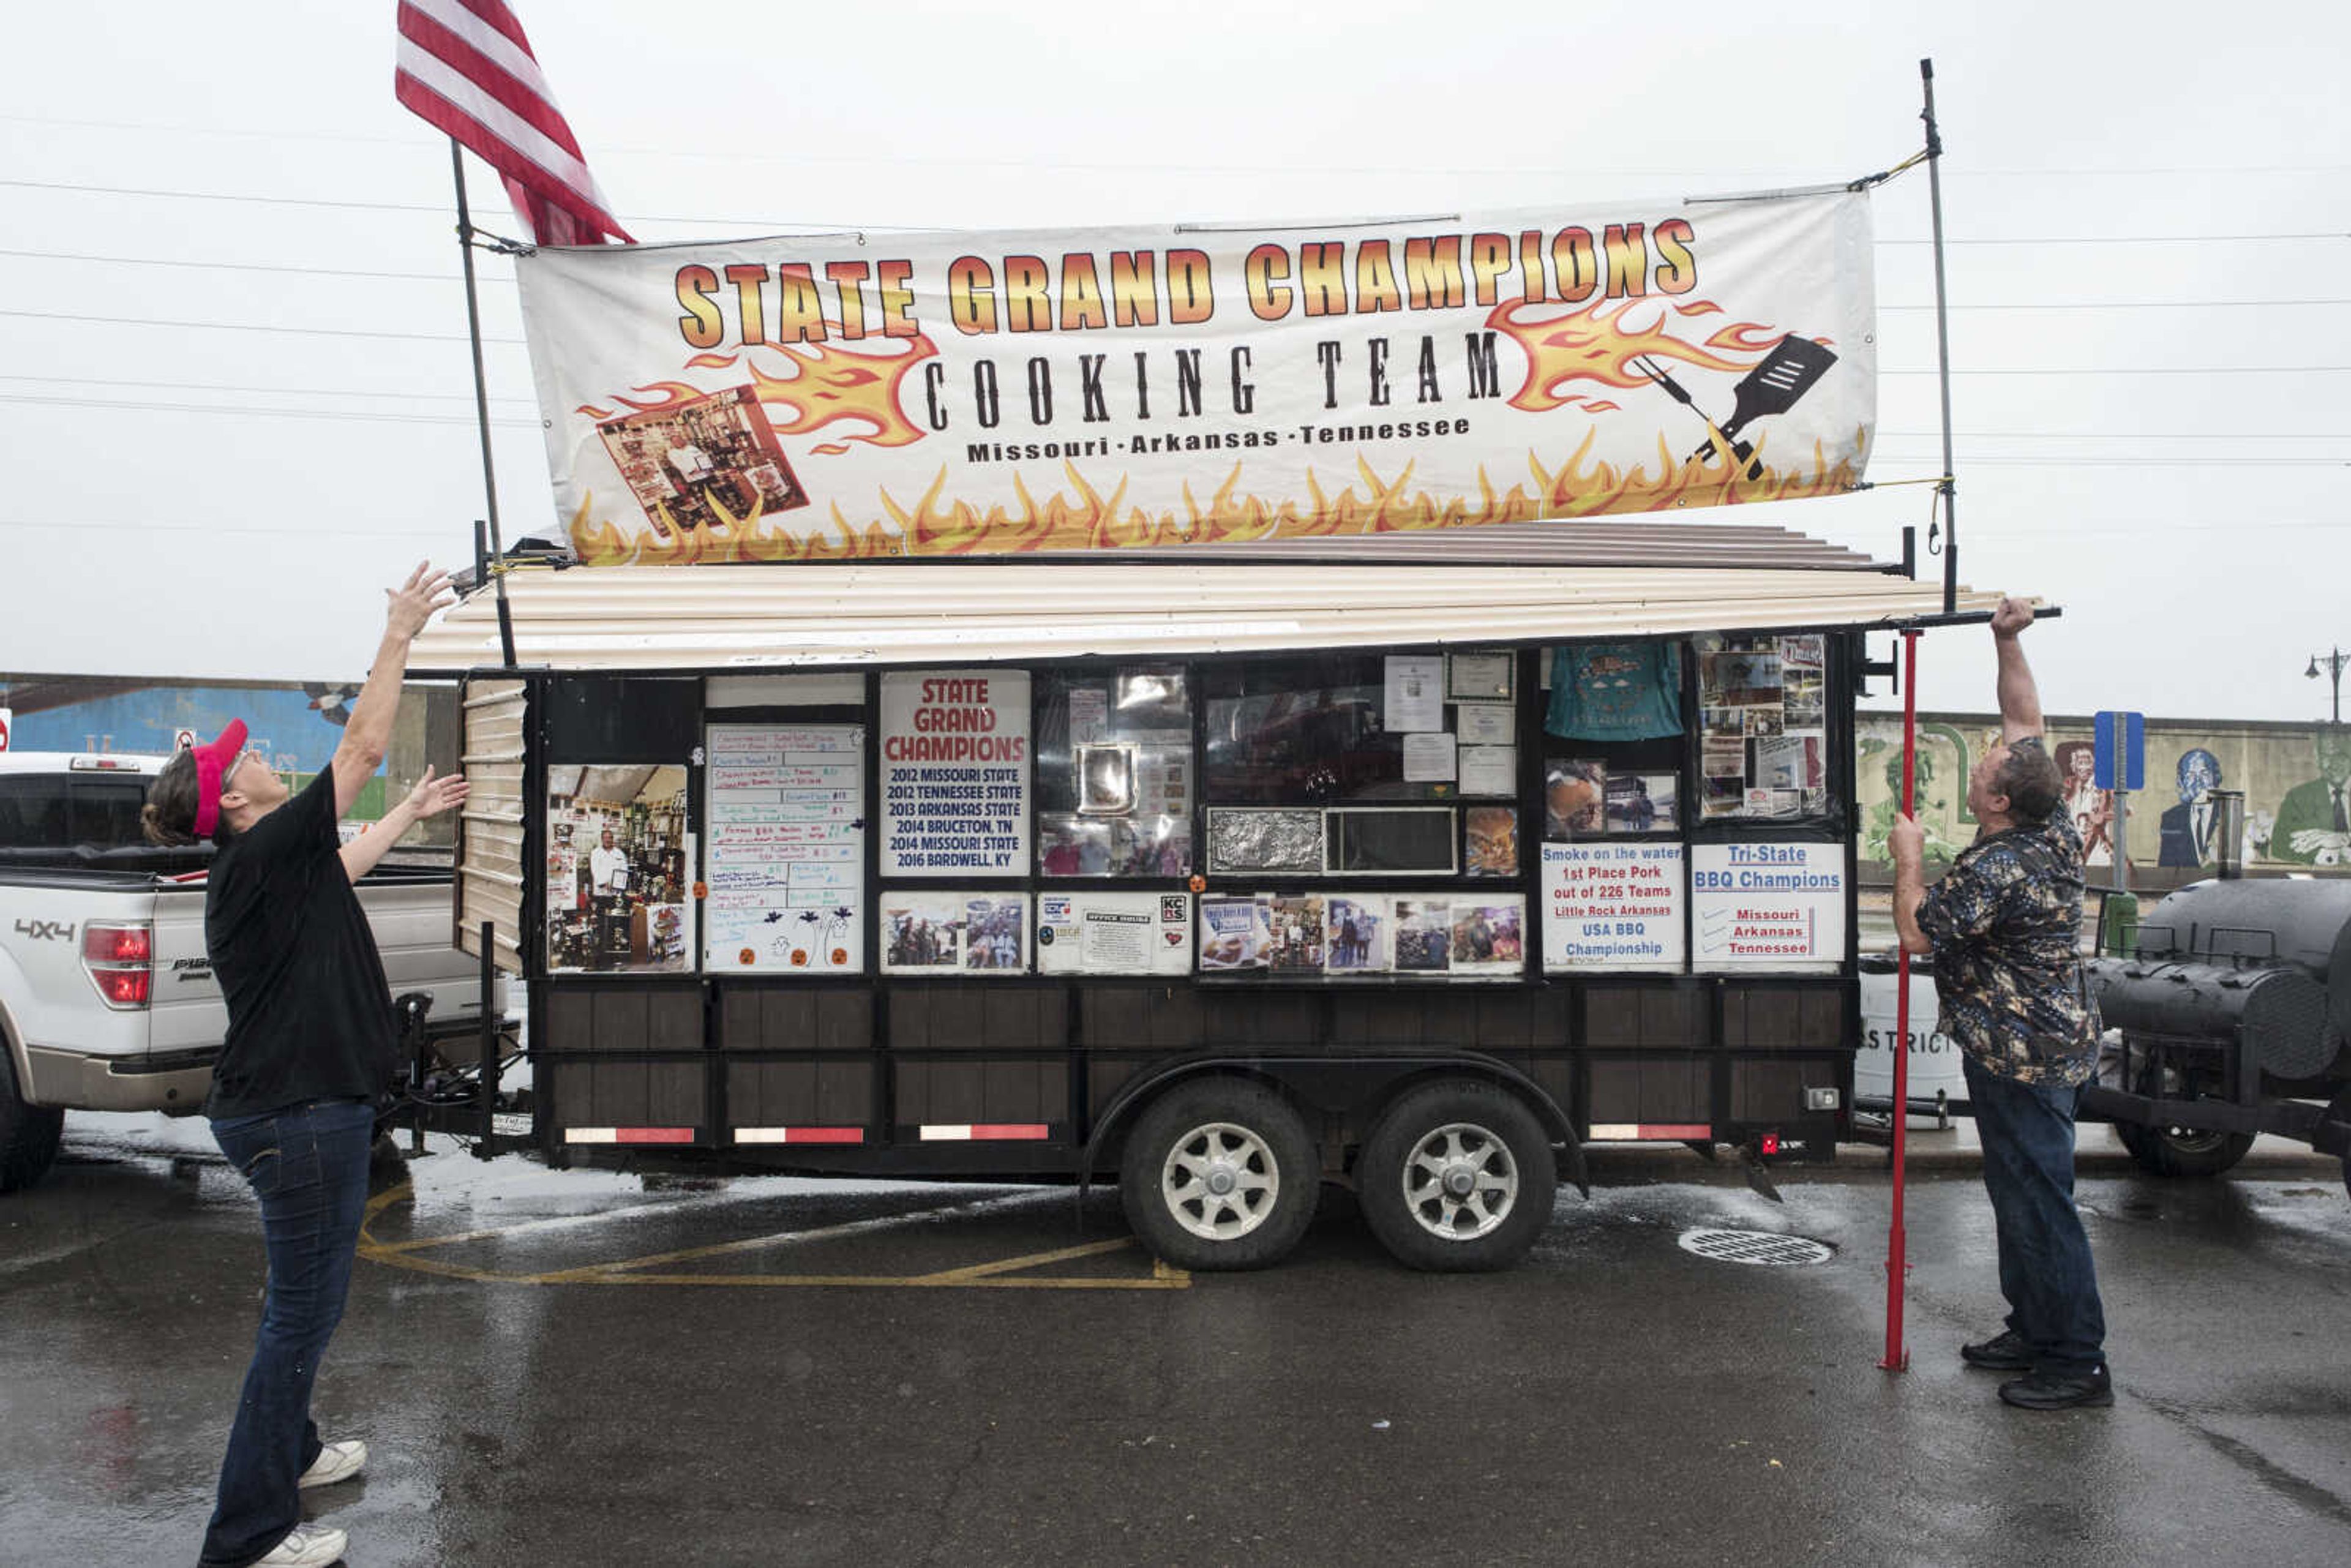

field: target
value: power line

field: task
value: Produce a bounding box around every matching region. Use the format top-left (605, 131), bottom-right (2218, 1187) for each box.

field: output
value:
top-left (6, 112), bottom-right (2349, 180)
top-left (3, 179), bottom-right (2345, 247)
top-left (0, 309), bottom-right (523, 344)
top-left (0, 249), bottom-right (498, 283)
top-left (0, 179), bottom-right (907, 232)
top-left (0, 373), bottom-right (533, 404)
top-left (0, 517), bottom-right (486, 539)
top-left (0, 393), bottom-right (540, 427)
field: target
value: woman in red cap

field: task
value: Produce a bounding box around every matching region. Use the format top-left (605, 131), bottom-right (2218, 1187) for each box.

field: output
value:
top-left (143, 563), bottom-right (468, 1568)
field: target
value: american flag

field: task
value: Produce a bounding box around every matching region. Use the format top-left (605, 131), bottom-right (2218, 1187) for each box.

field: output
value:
top-left (394, 0), bottom-right (632, 246)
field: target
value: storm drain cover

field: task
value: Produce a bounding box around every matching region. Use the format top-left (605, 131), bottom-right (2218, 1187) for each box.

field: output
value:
top-left (1676, 1228), bottom-right (1835, 1266)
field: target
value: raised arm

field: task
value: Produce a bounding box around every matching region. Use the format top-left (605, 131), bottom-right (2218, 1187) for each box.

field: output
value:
top-left (1888, 813), bottom-right (1933, 955)
top-left (340, 765), bottom-right (470, 882)
top-left (1990, 596), bottom-right (2043, 745)
top-left (330, 563), bottom-right (454, 816)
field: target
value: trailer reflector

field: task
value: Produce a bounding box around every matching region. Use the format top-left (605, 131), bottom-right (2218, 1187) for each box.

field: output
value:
top-left (918, 1123), bottom-right (1051, 1142)
top-left (734, 1126), bottom-right (865, 1146)
top-left (564, 1127), bottom-right (697, 1145)
top-left (1587, 1123), bottom-right (1712, 1141)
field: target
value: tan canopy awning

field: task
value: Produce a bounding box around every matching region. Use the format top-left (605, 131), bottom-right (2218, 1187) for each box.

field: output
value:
top-left (411, 549), bottom-right (2006, 675)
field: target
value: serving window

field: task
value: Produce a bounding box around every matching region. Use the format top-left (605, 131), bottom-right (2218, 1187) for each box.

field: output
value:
top-left (1033, 665), bottom-right (1192, 878)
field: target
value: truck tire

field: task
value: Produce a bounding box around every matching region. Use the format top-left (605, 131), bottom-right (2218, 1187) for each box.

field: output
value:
top-left (2113, 1117), bottom-right (2254, 1179)
top-left (1119, 1078), bottom-right (1318, 1272)
top-left (1356, 1079), bottom-right (1556, 1272)
top-left (1, 1048), bottom-right (66, 1194)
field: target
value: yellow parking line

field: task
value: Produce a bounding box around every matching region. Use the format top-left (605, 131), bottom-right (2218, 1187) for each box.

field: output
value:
top-left (907, 1237), bottom-right (1141, 1283)
top-left (356, 1183), bottom-right (1190, 1291)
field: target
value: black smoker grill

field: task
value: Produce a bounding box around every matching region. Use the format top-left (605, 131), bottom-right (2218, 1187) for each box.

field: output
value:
top-left (2083, 877), bottom-right (2351, 1186)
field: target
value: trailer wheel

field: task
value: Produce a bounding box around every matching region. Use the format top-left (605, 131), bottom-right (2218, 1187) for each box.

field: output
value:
top-left (2114, 1118), bottom-right (2254, 1179)
top-left (2113, 1062), bottom-right (2255, 1179)
top-left (1119, 1079), bottom-right (1318, 1272)
top-left (1, 1047), bottom-right (66, 1195)
top-left (1357, 1080), bottom-right (1557, 1272)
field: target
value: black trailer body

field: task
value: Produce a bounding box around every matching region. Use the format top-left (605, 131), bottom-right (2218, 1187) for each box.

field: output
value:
top-left (415, 539), bottom-right (1981, 1269)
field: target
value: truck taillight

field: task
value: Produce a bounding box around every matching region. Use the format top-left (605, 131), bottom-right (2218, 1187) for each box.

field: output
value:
top-left (82, 921), bottom-right (154, 1010)
top-left (84, 925), bottom-right (152, 964)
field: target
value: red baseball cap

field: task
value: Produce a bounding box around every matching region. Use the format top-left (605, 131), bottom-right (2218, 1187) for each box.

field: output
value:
top-left (190, 719), bottom-right (249, 838)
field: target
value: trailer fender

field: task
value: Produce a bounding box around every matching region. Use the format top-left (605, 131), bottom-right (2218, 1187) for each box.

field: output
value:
top-left (1081, 1054), bottom-right (1586, 1198)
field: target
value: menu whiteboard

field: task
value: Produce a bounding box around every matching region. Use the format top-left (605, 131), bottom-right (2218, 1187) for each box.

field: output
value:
top-left (704, 724), bottom-right (865, 973)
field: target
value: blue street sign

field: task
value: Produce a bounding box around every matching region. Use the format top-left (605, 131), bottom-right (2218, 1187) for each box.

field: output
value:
top-left (2093, 710), bottom-right (2144, 791)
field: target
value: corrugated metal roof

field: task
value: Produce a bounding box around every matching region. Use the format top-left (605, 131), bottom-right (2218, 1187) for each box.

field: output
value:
top-left (1030, 519), bottom-right (1897, 571)
top-left (411, 553), bottom-right (2005, 675)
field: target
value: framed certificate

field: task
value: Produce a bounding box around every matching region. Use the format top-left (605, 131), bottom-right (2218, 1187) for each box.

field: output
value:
top-left (1448, 651), bottom-right (1513, 702)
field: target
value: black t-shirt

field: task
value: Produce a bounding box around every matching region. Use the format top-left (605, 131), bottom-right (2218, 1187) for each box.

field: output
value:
top-left (203, 771), bottom-right (397, 1119)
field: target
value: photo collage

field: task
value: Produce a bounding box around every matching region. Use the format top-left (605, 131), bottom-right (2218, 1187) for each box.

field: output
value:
top-left (1199, 892), bottom-right (1525, 978)
top-left (1697, 633), bottom-right (1829, 819)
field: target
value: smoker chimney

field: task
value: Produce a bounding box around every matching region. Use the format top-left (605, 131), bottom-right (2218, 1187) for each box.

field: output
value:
top-left (2211, 789), bottom-right (2246, 880)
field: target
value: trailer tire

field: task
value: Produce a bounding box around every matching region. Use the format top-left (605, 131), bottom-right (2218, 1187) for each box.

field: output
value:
top-left (1119, 1079), bottom-right (1318, 1272)
top-left (2114, 1117), bottom-right (2254, 1179)
top-left (1, 1047), bottom-right (66, 1195)
top-left (1357, 1079), bottom-right (1556, 1272)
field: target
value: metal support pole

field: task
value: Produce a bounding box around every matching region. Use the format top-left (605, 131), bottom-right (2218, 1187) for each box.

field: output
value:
top-left (1880, 628), bottom-right (1920, 1373)
top-left (1919, 60), bottom-right (1959, 617)
top-left (478, 920), bottom-right (501, 1160)
top-left (450, 140), bottom-right (519, 669)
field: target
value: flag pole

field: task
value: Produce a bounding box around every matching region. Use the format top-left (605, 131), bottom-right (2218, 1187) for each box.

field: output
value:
top-left (1919, 59), bottom-right (1959, 617)
top-left (449, 138), bottom-right (519, 670)
top-left (1879, 628), bottom-right (1921, 1372)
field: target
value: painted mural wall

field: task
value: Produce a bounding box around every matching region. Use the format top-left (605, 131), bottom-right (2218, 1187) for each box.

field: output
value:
top-left (1858, 713), bottom-right (2351, 875)
top-left (0, 678), bottom-right (457, 839)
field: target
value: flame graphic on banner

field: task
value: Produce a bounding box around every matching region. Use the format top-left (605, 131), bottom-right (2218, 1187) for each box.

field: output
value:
top-left (741, 339), bottom-right (937, 456)
top-left (1487, 298), bottom-right (1790, 412)
top-left (563, 429), bottom-right (1864, 567)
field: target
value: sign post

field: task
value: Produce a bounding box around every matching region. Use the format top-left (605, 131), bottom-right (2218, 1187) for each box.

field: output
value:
top-left (2094, 710), bottom-right (2144, 892)
top-left (0, 706), bottom-right (11, 753)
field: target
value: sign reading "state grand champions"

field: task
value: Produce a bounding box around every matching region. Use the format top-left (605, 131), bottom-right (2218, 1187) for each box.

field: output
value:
top-left (514, 189), bottom-right (1877, 564)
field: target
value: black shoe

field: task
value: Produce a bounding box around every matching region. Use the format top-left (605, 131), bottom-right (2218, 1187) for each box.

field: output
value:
top-left (1960, 1329), bottom-right (2034, 1371)
top-left (1998, 1365), bottom-right (2113, 1410)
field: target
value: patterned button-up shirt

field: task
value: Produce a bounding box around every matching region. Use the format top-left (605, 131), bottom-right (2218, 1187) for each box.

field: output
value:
top-left (1916, 739), bottom-right (2101, 1084)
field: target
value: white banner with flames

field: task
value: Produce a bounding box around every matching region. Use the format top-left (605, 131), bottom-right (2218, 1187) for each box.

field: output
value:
top-left (514, 188), bottom-right (1876, 565)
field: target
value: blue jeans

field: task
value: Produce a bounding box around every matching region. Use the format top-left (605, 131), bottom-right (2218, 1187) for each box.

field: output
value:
top-left (1963, 1055), bottom-right (2107, 1376)
top-left (200, 1098), bottom-right (375, 1567)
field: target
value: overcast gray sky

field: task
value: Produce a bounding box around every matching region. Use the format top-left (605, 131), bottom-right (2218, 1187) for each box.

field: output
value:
top-left (2, 1), bottom-right (2344, 722)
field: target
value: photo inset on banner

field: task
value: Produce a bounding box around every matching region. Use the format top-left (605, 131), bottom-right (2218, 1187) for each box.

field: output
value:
top-left (545, 765), bottom-right (692, 974)
top-left (596, 386), bottom-right (809, 536)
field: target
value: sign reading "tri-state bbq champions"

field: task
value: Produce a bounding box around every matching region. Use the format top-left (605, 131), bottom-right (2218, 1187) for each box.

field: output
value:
top-left (515, 190), bottom-right (1876, 564)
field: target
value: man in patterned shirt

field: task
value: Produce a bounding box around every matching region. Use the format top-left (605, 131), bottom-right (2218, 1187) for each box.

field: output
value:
top-left (1890, 598), bottom-right (2110, 1410)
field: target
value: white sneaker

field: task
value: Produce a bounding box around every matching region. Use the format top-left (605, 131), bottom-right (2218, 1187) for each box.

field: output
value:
top-left (254, 1521), bottom-right (347, 1566)
top-left (298, 1438), bottom-right (367, 1488)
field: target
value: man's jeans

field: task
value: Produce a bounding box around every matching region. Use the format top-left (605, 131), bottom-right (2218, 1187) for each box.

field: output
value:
top-left (1963, 1055), bottom-right (2107, 1375)
top-left (200, 1098), bottom-right (374, 1567)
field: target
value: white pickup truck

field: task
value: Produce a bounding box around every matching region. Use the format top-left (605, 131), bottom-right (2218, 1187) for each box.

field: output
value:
top-left (0, 750), bottom-right (507, 1191)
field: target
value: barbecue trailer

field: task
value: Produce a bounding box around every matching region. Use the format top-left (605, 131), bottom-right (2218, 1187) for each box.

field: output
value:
top-left (405, 525), bottom-right (1998, 1270)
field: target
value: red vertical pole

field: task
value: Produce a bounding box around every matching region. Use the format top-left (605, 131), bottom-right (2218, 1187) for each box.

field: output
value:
top-left (1880, 629), bottom-right (1921, 1371)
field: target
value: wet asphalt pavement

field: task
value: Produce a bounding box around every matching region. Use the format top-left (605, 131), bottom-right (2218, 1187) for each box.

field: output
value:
top-left (3, 1121), bottom-right (2347, 1567)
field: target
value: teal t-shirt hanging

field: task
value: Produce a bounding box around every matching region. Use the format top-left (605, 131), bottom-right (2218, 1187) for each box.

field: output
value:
top-left (1546, 643), bottom-right (1683, 741)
